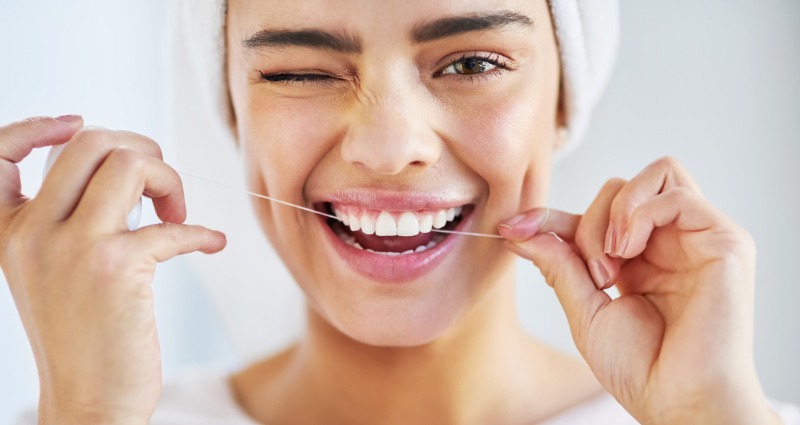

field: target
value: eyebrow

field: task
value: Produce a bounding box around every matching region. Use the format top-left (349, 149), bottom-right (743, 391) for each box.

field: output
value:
top-left (243, 29), bottom-right (362, 54)
top-left (241, 11), bottom-right (534, 53)
top-left (412, 11), bottom-right (534, 43)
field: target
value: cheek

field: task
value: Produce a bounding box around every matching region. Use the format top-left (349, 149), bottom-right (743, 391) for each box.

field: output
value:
top-left (240, 94), bottom-right (345, 199)
top-left (442, 84), bottom-right (557, 215)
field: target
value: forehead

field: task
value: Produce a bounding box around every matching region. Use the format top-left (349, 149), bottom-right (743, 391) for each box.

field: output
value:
top-left (227, 0), bottom-right (547, 43)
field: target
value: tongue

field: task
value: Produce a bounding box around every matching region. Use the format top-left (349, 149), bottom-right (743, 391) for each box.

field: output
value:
top-left (354, 232), bottom-right (435, 252)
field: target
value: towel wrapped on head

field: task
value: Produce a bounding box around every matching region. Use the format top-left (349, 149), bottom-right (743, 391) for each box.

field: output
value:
top-left (167, 0), bottom-right (619, 154)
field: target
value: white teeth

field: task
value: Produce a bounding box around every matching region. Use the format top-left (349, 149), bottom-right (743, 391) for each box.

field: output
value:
top-left (360, 215), bottom-right (375, 235)
top-left (418, 214), bottom-right (433, 233)
top-left (375, 211), bottom-right (398, 236)
top-left (334, 224), bottom-right (446, 255)
top-left (347, 214), bottom-right (358, 231)
top-left (333, 204), bottom-right (464, 236)
top-left (433, 210), bottom-right (448, 229)
top-left (397, 212), bottom-right (420, 236)
top-left (335, 209), bottom-right (348, 225)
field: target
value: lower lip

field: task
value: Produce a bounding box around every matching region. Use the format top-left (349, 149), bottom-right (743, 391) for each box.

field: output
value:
top-left (318, 213), bottom-right (472, 284)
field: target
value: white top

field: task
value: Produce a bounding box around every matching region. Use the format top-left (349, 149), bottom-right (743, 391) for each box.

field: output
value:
top-left (15, 370), bottom-right (800, 424)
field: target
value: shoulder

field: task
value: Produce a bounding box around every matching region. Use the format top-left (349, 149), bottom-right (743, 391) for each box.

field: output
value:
top-left (151, 368), bottom-right (258, 425)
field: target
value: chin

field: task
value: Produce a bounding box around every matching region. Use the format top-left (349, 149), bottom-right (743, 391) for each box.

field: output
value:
top-left (325, 299), bottom-right (464, 347)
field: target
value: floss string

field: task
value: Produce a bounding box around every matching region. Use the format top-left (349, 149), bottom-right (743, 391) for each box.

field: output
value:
top-left (178, 171), bottom-right (503, 239)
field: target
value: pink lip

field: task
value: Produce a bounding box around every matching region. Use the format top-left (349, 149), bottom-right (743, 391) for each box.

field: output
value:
top-left (316, 208), bottom-right (473, 284)
top-left (315, 189), bottom-right (475, 211)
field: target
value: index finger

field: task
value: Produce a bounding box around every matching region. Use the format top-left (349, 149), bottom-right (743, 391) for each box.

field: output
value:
top-left (0, 115), bottom-right (84, 206)
top-left (0, 115), bottom-right (83, 163)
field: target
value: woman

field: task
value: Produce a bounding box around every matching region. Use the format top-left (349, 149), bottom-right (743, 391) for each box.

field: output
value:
top-left (2, 0), bottom-right (798, 423)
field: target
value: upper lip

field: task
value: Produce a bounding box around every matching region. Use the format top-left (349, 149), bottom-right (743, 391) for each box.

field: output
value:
top-left (310, 189), bottom-right (476, 212)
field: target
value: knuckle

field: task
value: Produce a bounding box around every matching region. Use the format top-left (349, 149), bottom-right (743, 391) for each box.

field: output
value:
top-left (653, 155), bottom-right (683, 172)
top-left (73, 126), bottom-right (112, 150)
top-left (725, 228), bottom-right (757, 259)
top-left (156, 222), bottom-right (186, 247)
top-left (603, 177), bottom-right (627, 192)
top-left (108, 146), bottom-right (147, 173)
top-left (665, 186), bottom-right (694, 202)
top-left (117, 130), bottom-right (163, 160)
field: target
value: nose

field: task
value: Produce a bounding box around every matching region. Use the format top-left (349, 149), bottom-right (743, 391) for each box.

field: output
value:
top-left (340, 84), bottom-right (442, 176)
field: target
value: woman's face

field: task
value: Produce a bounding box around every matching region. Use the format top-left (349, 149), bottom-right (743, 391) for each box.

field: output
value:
top-left (226, 0), bottom-right (562, 346)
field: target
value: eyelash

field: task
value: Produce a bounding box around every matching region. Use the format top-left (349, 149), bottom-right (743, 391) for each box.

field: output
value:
top-left (435, 53), bottom-right (511, 79)
top-left (258, 71), bottom-right (339, 87)
top-left (257, 53), bottom-right (511, 86)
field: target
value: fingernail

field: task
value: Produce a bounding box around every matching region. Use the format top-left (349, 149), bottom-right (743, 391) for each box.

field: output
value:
top-left (615, 232), bottom-right (629, 257)
top-left (499, 213), bottom-right (527, 229)
top-left (604, 227), bottom-right (615, 255)
top-left (589, 258), bottom-right (610, 289)
top-left (55, 114), bottom-right (82, 123)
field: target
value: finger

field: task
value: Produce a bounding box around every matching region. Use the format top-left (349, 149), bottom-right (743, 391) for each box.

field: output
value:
top-left (0, 115), bottom-right (83, 206)
top-left (71, 147), bottom-right (185, 231)
top-left (574, 178), bottom-right (626, 289)
top-left (132, 223), bottom-right (226, 262)
top-left (32, 127), bottom-right (163, 222)
top-left (498, 207), bottom-right (580, 243)
top-left (618, 187), bottom-right (732, 260)
top-left (506, 232), bottom-right (611, 354)
top-left (0, 115), bottom-right (83, 163)
top-left (607, 156), bottom-right (702, 256)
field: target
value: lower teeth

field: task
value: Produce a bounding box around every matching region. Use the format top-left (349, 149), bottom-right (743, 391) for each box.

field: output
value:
top-left (335, 229), bottom-right (445, 255)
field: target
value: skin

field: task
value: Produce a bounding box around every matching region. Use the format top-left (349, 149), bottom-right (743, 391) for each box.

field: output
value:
top-left (0, 1), bottom-right (784, 424)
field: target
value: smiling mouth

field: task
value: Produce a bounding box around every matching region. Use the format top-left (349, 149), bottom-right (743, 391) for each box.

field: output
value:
top-left (318, 202), bottom-right (468, 255)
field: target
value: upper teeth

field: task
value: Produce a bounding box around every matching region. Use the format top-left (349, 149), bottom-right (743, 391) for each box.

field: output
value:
top-left (332, 205), bottom-right (464, 237)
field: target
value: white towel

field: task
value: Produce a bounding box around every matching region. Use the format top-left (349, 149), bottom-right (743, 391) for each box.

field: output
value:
top-left (162, 0), bottom-right (620, 361)
top-left (165, 0), bottom-right (619, 156)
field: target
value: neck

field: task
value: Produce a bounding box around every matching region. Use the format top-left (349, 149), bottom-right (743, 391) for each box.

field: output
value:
top-left (234, 267), bottom-right (601, 425)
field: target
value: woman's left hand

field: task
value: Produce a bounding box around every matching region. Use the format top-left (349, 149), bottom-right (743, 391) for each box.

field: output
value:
top-left (498, 157), bottom-right (781, 425)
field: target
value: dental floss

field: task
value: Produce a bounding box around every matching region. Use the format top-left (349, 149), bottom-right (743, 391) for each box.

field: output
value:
top-left (177, 171), bottom-right (503, 239)
top-left (41, 144), bottom-right (501, 239)
top-left (428, 229), bottom-right (503, 239)
top-left (177, 171), bottom-right (339, 221)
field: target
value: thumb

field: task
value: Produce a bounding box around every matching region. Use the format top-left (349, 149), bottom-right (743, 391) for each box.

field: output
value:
top-left (132, 223), bottom-right (227, 263)
top-left (499, 209), bottom-right (611, 354)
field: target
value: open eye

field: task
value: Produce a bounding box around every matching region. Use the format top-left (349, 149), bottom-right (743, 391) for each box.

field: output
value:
top-left (438, 54), bottom-right (509, 77)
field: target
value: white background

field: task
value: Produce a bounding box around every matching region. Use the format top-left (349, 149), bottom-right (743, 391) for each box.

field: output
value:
top-left (1, 1), bottom-right (798, 423)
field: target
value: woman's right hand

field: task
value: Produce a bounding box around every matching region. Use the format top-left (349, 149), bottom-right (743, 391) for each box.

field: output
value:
top-left (0, 116), bottom-right (226, 424)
